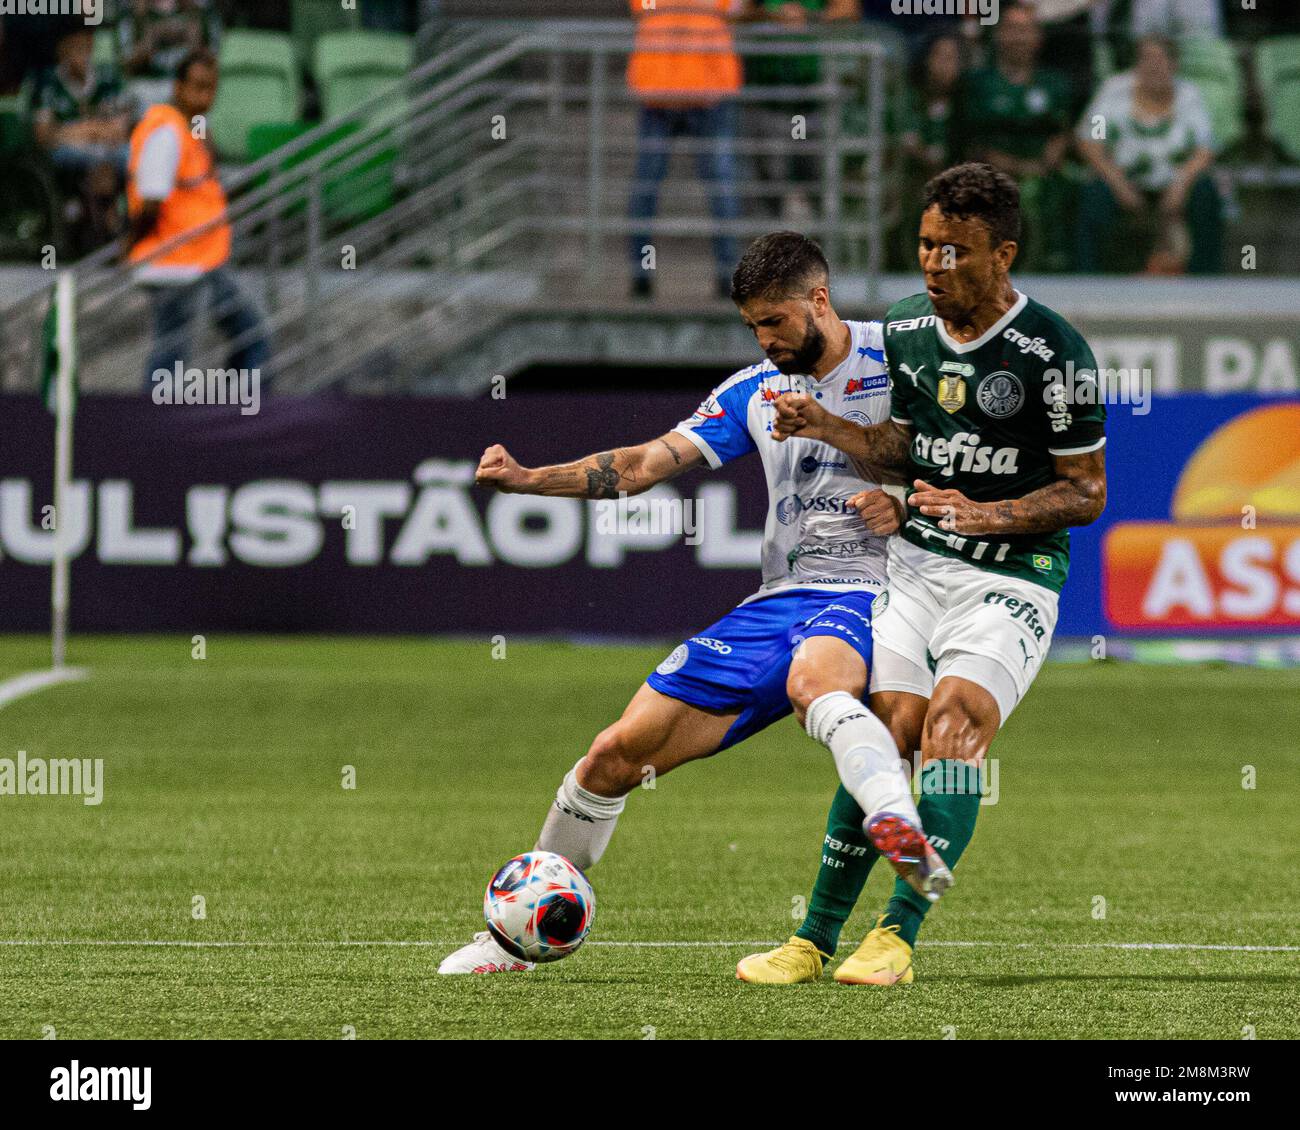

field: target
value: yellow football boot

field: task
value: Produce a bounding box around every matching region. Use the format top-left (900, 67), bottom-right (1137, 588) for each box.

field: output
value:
top-left (736, 936), bottom-right (827, 984)
top-left (832, 917), bottom-right (914, 986)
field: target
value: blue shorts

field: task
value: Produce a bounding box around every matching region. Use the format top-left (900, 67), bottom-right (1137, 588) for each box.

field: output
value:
top-left (645, 589), bottom-right (877, 753)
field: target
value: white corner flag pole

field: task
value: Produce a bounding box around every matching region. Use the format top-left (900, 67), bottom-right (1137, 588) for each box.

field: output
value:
top-left (51, 272), bottom-right (76, 671)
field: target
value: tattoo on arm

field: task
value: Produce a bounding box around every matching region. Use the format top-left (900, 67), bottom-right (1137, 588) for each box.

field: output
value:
top-left (831, 419), bottom-right (912, 476)
top-left (536, 467), bottom-right (584, 495)
top-left (585, 450), bottom-right (633, 500)
top-left (533, 439), bottom-right (687, 499)
top-left (657, 437), bottom-right (683, 466)
top-left (985, 475), bottom-right (1105, 535)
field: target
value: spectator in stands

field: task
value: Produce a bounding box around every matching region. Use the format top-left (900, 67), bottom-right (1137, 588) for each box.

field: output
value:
top-left (1075, 35), bottom-right (1222, 274)
top-left (119, 0), bottom-right (222, 112)
top-left (956, 1), bottom-right (1074, 269)
top-left (744, 0), bottom-right (860, 227)
top-left (899, 33), bottom-right (964, 180)
top-left (0, 10), bottom-right (78, 95)
top-left (626, 0), bottom-right (744, 301)
top-left (1090, 1), bottom-right (1224, 62)
top-left (126, 49), bottom-right (270, 391)
top-left (959, 4), bottom-right (1072, 182)
top-left (1036, 0), bottom-right (1099, 116)
top-left (1130, 0), bottom-right (1223, 39)
top-left (886, 33), bottom-right (966, 267)
top-left (33, 26), bottom-right (133, 247)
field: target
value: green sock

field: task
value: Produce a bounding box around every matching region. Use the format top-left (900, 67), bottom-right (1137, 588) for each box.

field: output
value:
top-left (882, 759), bottom-right (982, 947)
top-left (794, 785), bottom-right (878, 955)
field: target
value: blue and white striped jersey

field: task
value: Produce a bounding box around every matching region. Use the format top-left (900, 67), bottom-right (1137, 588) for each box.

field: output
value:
top-left (674, 320), bottom-right (894, 603)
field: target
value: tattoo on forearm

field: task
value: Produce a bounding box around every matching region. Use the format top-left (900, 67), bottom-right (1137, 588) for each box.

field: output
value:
top-left (537, 468), bottom-right (583, 494)
top-left (658, 438), bottom-right (683, 466)
top-left (991, 480), bottom-right (1101, 535)
top-left (585, 451), bottom-right (623, 499)
top-left (843, 421), bottom-right (910, 474)
top-left (872, 426), bottom-right (912, 473)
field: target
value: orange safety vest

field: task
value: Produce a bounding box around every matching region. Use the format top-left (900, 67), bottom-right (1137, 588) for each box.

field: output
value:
top-left (127, 103), bottom-right (230, 271)
top-left (627, 0), bottom-right (741, 106)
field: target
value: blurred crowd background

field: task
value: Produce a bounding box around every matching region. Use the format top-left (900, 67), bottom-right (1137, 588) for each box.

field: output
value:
top-left (2, 1), bottom-right (1300, 275)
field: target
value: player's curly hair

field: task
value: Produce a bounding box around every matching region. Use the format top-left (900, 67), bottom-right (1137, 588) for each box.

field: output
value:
top-left (730, 231), bottom-right (830, 304)
top-left (923, 163), bottom-right (1022, 247)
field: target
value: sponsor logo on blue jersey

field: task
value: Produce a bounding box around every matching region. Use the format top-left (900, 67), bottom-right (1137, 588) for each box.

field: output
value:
top-left (844, 374), bottom-right (888, 401)
top-left (800, 455), bottom-right (847, 473)
top-left (776, 494), bottom-right (855, 525)
top-left (688, 636), bottom-right (733, 655)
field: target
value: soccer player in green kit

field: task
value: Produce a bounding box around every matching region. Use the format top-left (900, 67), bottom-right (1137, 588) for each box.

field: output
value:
top-left (737, 163), bottom-right (1107, 986)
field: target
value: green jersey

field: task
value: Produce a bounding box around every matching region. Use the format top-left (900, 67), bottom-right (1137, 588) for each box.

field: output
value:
top-left (883, 291), bottom-right (1106, 592)
top-left (957, 65), bottom-right (1073, 160)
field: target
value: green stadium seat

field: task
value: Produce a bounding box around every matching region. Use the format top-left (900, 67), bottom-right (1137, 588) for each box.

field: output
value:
top-left (1177, 36), bottom-right (1245, 153)
top-left (291, 0), bottom-right (361, 70)
top-left (245, 120), bottom-right (396, 226)
top-left (0, 93), bottom-right (31, 158)
top-left (1256, 38), bottom-right (1300, 162)
top-left (1092, 39), bottom-right (1117, 83)
top-left (93, 27), bottom-right (116, 66)
top-left (207, 31), bottom-right (302, 162)
top-left (313, 31), bottom-right (412, 124)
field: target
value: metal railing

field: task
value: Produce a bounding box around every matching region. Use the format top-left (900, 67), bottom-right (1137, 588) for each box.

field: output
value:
top-left (0, 19), bottom-right (893, 395)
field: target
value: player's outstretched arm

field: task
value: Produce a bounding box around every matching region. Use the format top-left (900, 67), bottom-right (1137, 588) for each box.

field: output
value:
top-left (474, 433), bottom-right (705, 499)
top-left (908, 449), bottom-right (1107, 536)
top-left (771, 392), bottom-right (913, 476)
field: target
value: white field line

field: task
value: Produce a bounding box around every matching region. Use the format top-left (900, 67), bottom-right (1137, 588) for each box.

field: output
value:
top-left (0, 667), bottom-right (89, 710)
top-left (0, 939), bottom-right (1295, 953)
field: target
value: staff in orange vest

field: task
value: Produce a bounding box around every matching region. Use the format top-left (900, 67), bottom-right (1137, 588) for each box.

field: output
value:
top-left (127, 49), bottom-right (269, 394)
top-left (627, 0), bottom-right (744, 302)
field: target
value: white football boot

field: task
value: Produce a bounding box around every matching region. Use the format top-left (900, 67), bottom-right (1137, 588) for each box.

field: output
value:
top-left (437, 931), bottom-right (536, 975)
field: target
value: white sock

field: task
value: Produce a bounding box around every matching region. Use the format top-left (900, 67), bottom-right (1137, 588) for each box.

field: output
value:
top-left (534, 760), bottom-right (626, 871)
top-left (805, 691), bottom-right (921, 828)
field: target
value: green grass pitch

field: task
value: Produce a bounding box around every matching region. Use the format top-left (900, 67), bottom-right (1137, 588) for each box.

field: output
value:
top-left (0, 634), bottom-right (1295, 1040)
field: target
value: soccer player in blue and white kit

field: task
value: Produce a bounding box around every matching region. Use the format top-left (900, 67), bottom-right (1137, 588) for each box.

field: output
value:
top-left (439, 233), bottom-right (950, 976)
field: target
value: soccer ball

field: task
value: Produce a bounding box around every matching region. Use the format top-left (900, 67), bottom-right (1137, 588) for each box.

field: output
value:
top-left (483, 850), bottom-right (595, 963)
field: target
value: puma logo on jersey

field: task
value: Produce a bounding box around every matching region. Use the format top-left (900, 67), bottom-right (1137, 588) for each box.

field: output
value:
top-left (897, 362), bottom-right (926, 387)
top-left (984, 591), bottom-right (1047, 640)
top-left (912, 431), bottom-right (1021, 476)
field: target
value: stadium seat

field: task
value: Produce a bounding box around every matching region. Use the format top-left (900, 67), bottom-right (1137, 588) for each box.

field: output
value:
top-left (0, 93), bottom-right (61, 258)
top-left (207, 31), bottom-right (303, 162)
top-left (93, 27), bottom-right (116, 66)
top-left (1092, 39), bottom-right (1117, 83)
top-left (1177, 37), bottom-right (1245, 153)
top-left (313, 31), bottom-right (412, 124)
top-left (245, 120), bottom-right (397, 225)
top-left (291, 0), bottom-right (361, 70)
top-left (0, 93), bottom-right (30, 157)
top-left (1256, 38), bottom-right (1300, 162)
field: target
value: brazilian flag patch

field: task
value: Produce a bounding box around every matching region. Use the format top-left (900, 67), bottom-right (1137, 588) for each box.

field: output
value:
top-left (1032, 554), bottom-right (1052, 572)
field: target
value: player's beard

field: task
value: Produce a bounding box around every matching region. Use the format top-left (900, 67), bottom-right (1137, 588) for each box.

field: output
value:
top-left (768, 313), bottom-right (826, 376)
